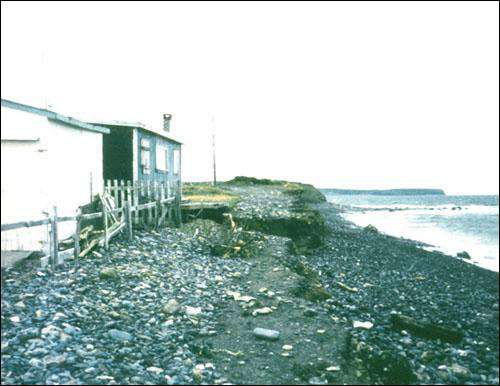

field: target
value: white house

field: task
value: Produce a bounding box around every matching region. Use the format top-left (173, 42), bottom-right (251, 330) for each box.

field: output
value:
top-left (1, 99), bottom-right (109, 255)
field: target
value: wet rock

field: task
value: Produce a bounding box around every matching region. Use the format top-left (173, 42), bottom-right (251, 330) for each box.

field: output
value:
top-left (353, 321), bottom-right (373, 329)
top-left (450, 363), bottom-right (470, 377)
top-left (185, 306), bottom-right (202, 316)
top-left (108, 329), bottom-right (134, 342)
top-left (309, 376), bottom-right (327, 385)
top-left (99, 267), bottom-right (118, 279)
top-left (19, 327), bottom-right (40, 341)
top-left (304, 308), bottom-right (318, 317)
top-left (457, 251), bottom-right (471, 260)
top-left (163, 299), bottom-right (181, 315)
top-left (253, 327), bottom-right (280, 340)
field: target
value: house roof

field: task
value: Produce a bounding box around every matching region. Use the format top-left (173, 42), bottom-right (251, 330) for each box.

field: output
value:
top-left (91, 119), bottom-right (183, 145)
top-left (1, 99), bottom-right (110, 135)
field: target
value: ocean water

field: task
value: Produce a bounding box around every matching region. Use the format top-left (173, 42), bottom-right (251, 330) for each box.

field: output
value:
top-left (321, 192), bottom-right (499, 272)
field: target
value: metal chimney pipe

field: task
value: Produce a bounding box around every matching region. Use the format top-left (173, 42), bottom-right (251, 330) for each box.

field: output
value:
top-left (163, 114), bottom-right (172, 132)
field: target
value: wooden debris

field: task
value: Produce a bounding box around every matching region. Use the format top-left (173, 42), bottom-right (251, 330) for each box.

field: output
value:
top-left (337, 281), bottom-right (358, 293)
top-left (390, 314), bottom-right (464, 343)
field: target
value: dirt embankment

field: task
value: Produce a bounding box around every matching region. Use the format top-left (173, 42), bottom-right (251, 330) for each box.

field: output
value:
top-left (185, 178), bottom-right (371, 385)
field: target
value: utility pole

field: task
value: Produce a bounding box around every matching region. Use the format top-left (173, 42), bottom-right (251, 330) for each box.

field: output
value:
top-left (212, 117), bottom-right (217, 186)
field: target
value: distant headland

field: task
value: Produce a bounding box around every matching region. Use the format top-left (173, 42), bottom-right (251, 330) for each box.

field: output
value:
top-left (321, 188), bottom-right (446, 196)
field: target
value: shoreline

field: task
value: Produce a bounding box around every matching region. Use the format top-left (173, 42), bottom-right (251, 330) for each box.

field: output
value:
top-left (336, 204), bottom-right (499, 273)
top-left (1, 178), bottom-right (498, 385)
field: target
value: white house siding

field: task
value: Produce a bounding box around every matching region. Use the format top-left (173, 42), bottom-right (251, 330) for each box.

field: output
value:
top-left (1, 106), bottom-right (104, 253)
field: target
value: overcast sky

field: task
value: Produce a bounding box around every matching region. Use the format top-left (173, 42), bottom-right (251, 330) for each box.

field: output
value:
top-left (2, 1), bottom-right (499, 194)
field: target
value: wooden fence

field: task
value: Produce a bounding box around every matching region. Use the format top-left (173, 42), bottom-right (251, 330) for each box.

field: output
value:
top-left (1, 179), bottom-right (182, 270)
top-left (103, 179), bottom-right (180, 226)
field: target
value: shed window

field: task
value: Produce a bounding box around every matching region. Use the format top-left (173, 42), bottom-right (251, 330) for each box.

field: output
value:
top-left (173, 150), bottom-right (180, 175)
top-left (140, 139), bottom-right (150, 175)
top-left (156, 144), bottom-right (168, 171)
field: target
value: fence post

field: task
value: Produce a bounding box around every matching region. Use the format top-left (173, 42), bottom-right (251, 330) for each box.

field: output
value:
top-left (74, 207), bottom-right (81, 267)
top-left (133, 181), bottom-right (139, 225)
top-left (175, 180), bottom-right (182, 227)
top-left (90, 172), bottom-right (93, 204)
top-left (125, 200), bottom-right (133, 240)
top-left (120, 180), bottom-right (125, 212)
top-left (105, 179), bottom-right (111, 196)
top-left (113, 179), bottom-right (119, 208)
top-left (103, 199), bottom-right (109, 250)
top-left (52, 206), bottom-right (59, 269)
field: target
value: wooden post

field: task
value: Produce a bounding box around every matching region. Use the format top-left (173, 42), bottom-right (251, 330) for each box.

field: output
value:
top-left (127, 180), bottom-right (132, 212)
top-left (212, 133), bottom-right (217, 186)
top-left (154, 180), bottom-right (159, 223)
top-left (175, 180), bottom-right (182, 227)
top-left (49, 212), bottom-right (55, 270)
top-left (160, 181), bottom-right (165, 201)
top-left (133, 181), bottom-right (139, 225)
top-left (120, 180), bottom-right (125, 214)
top-left (90, 172), bottom-right (93, 203)
top-left (147, 180), bottom-right (153, 225)
top-left (113, 179), bottom-right (119, 208)
top-left (125, 200), bottom-right (133, 240)
top-left (74, 207), bottom-right (81, 267)
top-left (103, 199), bottom-right (109, 250)
top-left (52, 206), bottom-right (59, 269)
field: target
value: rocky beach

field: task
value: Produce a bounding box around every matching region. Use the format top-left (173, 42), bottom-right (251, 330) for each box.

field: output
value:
top-left (1, 178), bottom-right (499, 385)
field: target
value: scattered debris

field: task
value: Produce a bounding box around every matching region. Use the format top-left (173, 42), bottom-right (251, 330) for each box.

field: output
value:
top-left (353, 321), bottom-right (373, 329)
top-left (337, 281), bottom-right (358, 293)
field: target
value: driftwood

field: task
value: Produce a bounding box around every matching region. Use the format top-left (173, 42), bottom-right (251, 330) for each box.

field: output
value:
top-left (194, 213), bottom-right (260, 258)
top-left (390, 314), bottom-right (464, 343)
top-left (79, 222), bottom-right (123, 257)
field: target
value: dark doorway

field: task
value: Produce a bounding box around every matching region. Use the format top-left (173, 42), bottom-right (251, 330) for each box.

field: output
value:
top-left (103, 126), bottom-right (133, 181)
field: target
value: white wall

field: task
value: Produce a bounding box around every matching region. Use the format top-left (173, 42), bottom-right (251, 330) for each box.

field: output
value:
top-left (1, 106), bottom-right (104, 252)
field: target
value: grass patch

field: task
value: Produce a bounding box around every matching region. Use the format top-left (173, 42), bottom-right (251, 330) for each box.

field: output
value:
top-left (183, 182), bottom-right (240, 205)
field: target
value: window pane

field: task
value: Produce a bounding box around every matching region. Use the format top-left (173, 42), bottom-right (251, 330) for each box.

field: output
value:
top-left (173, 150), bottom-right (180, 174)
top-left (156, 144), bottom-right (166, 171)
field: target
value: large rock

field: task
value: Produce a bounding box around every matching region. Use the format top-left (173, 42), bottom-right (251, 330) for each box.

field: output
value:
top-left (457, 251), bottom-right (471, 260)
top-left (108, 329), bottom-right (134, 342)
top-left (163, 299), bottom-right (181, 315)
top-left (253, 328), bottom-right (280, 340)
top-left (99, 267), bottom-right (118, 279)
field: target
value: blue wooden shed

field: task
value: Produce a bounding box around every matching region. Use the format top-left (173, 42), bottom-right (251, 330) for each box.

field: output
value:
top-left (93, 115), bottom-right (182, 197)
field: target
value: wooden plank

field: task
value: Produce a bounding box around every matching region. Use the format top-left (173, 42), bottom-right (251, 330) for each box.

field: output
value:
top-left (106, 179), bottom-right (112, 196)
top-left (147, 180), bottom-right (153, 225)
top-left (79, 222), bottom-right (121, 257)
top-left (157, 202), bottom-right (169, 228)
top-left (52, 206), bottom-right (59, 268)
top-left (1, 218), bottom-right (51, 231)
top-left (175, 180), bottom-right (182, 226)
top-left (161, 181), bottom-right (166, 201)
top-left (74, 208), bottom-right (81, 266)
top-left (154, 180), bottom-right (159, 223)
top-left (113, 179), bottom-right (119, 209)
top-left (390, 314), bottom-right (464, 343)
top-left (125, 200), bottom-right (133, 240)
top-left (90, 172), bottom-right (93, 203)
top-left (136, 201), bottom-right (157, 211)
top-left (102, 193), bottom-right (119, 224)
top-left (56, 216), bottom-right (77, 222)
top-left (103, 199), bottom-right (109, 250)
top-left (120, 180), bottom-right (125, 213)
top-left (133, 181), bottom-right (139, 225)
top-left (106, 221), bottom-right (126, 241)
top-left (127, 181), bottom-right (132, 217)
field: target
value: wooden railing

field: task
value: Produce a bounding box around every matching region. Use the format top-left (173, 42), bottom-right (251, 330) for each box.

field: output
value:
top-left (1, 179), bottom-right (182, 269)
